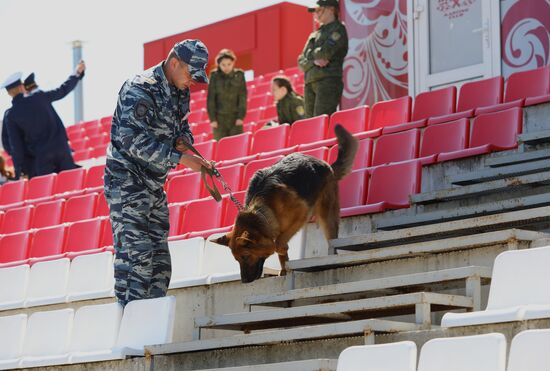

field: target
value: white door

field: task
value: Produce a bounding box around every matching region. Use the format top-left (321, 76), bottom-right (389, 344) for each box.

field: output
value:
top-left (408, 0), bottom-right (501, 95)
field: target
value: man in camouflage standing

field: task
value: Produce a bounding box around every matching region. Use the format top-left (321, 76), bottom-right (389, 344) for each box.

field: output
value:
top-left (104, 39), bottom-right (212, 306)
top-left (298, 0), bottom-right (348, 118)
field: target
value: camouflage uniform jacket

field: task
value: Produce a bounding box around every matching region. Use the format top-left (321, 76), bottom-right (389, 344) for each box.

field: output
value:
top-left (106, 62), bottom-right (193, 191)
top-left (276, 92), bottom-right (306, 125)
top-left (207, 68), bottom-right (247, 121)
top-left (298, 20), bottom-right (349, 84)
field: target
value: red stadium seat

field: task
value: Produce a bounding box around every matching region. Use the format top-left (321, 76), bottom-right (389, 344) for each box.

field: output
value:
top-left (87, 133), bottom-right (109, 148)
top-left (27, 225), bottom-right (66, 264)
top-left (99, 116), bottom-right (113, 126)
top-left (85, 124), bottom-right (102, 138)
top-left (300, 147), bottom-right (328, 161)
top-left (1, 206), bottom-right (32, 234)
top-left (242, 156), bottom-right (283, 190)
top-left (343, 161), bottom-right (421, 216)
top-left (248, 95), bottom-right (269, 110)
top-left (261, 105), bottom-right (278, 121)
top-left (420, 118), bottom-right (469, 164)
top-left (284, 66), bottom-right (301, 76)
top-left (0, 179), bottom-right (26, 206)
top-left (250, 124), bottom-right (289, 155)
top-left (221, 191), bottom-right (246, 227)
top-left (200, 164), bottom-right (244, 198)
top-left (54, 168), bottom-right (86, 195)
top-left (262, 70), bottom-right (284, 81)
top-left (70, 138), bottom-right (89, 152)
top-left (166, 172), bottom-right (202, 204)
top-left (439, 107), bottom-right (522, 162)
top-left (72, 149), bottom-right (91, 163)
top-left (257, 145), bottom-right (298, 159)
top-left (64, 218), bottom-right (102, 258)
top-left (31, 199), bottom-right (64, 229)
top-left (0, 231), bottom-right (30, 265)
top-left (506, 66), bottom-right (550, 105)
top-left (99, 218), bottom-right (113, 248)
top-left (188, 108), bottom-right (207, 123)
top-left (90, 144), bottom-right (109, 158)
top-left (192, 121), bottom-right (212, 136)
top-left (168, 204), bottom-right (183, 237)
top-left (288, 115), bottom-right (329, 147)
top-left (368, 96), bottom-right (412, 131)
top-left (192, 140), bottom-right (217, 162)
top-left (253, 82), bottom-right (272, 96)
top-left (84, 164), bottom-right (106, 189)
top-left (68, 129), bottom-right (86, 143)
top-left (95, 192), bottom-right (110, 217)
top-left (62, 193), bottom-right (97, 223)
top-left (180, 198), bottom-right (223, 235)
top-left (244, 108), bottom-right (263, 125)
top-left (476, 66), bottom-right (550, 114)
top-left (215, 132), bottom-right (252, 162)
top-left (371, 129), bottom-right (420, 167)
top-left (339, 169), bottom-right (368, 211)
top-left (329, 105), bottom-right (369, 137)
top-left (328, 138), bottom-right (373, 170)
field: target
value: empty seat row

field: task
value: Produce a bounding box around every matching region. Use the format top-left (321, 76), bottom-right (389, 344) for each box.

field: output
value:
top-left (0, 217), bottom-right (112, 267)
top-left (0, 297), bottom-right (175, 369)
top-left (0, 165), bottom-right (105, 208)
top-left (0, 251), bottom-right (114, 309)
top-left (337, 330), bottom-right (549, 371)
top-left (442, 245), bottom-right (550, 328)
top-left (0, 192), bottom-right (109, 234)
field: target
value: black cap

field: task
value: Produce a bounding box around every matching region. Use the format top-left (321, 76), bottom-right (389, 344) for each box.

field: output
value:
top-left (24, 73), bottom-right (37, 91)
top-left (308, 0), bottom-right (339, 12)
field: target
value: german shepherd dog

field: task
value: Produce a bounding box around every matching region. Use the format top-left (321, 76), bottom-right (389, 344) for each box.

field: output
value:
top-left (214, 124), bottom-right (358, 283)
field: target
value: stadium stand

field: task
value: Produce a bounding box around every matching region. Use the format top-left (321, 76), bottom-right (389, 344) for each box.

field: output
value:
top-left (0, 64), bottom-right (549, 370)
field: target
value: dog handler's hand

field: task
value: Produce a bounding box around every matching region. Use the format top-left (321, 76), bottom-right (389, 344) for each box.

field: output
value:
top-left (179, 154), bottom-right (214, 172)
top-left (175, 137), bottom-right (190, 153)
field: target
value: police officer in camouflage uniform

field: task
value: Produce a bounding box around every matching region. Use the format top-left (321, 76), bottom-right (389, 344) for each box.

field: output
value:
top-left (298, 0), bottom-right (348, 118)
top-left (104, 39), bottom-right (212, 306)
top-left (271, 76), bottom-right (305, 125)
top-left (207, 49), bottom-right (247, 140)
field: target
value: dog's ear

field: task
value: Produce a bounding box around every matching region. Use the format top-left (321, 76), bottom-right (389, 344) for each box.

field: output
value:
top-left (212, 233), bottom-right (231, 246)
top-left (236, 230), bottom-right (255, 245)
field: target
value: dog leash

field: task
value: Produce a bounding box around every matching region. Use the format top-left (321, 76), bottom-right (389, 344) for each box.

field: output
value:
top-left (178, 139), bottom-right (244, 211)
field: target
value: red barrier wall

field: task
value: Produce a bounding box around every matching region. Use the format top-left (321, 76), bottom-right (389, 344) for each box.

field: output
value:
top-left (144, 2), bottom-right (313, 81)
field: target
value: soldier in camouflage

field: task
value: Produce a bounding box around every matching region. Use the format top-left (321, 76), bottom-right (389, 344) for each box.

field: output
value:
top-left (104, 39), bottom-right (212, 306)
top-left (207, 49), bottom-right (247, 140)
top-left (271, 76), bottom-right (305, 125)
top-left (298, 0), bottom-right (348, 118)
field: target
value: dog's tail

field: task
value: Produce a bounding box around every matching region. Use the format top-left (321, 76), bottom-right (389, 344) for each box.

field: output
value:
top-left (331, 124), bottom-right (359, 180)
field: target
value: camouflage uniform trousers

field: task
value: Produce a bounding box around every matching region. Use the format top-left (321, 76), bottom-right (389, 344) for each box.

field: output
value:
top-left (212, 112), bottom-right (243, 141)
top-left (304, 77), bottom-right (344, 118)
top-left (104, 171), bottom-right (171, 306)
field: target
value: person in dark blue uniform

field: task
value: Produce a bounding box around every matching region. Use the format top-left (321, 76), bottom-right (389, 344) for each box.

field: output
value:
top-left (2, 61), bottom-right (86, 179)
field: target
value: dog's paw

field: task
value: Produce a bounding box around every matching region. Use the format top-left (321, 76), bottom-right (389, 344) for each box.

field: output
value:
top-left (279, 269), bottom-right (287, 276)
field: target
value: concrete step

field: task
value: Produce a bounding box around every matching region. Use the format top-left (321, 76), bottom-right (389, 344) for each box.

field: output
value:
top-left (376, 193), bottom-right (550, 230)
top-left (193, 359), bottom-right (338, 371)
top-left (247, 266), bottom-right (491, 311)
top-left (146, 319), bottom-right (422, 355)
top-left (450, 158), bottom-right (550, 185)
top-left (293, 229), bottom-right (543, 271)
top-left (518, 130), bottom-right (550, 145)
top-left (486, 148), bottom-right (550, 168)
top-left (194, 292), bottom-right (472, 334)
top-left (412, 170), bottom-right (550, 205)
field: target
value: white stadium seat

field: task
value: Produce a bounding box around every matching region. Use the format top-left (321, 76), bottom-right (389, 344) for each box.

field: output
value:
top-left (19, 308), bottom-right (73, 368)
top-left (114, 296), bottom-right (176, 357)
top-left (69, 302), bottom-right (123, 364)
top-left (442, 246), bottom-right (550, 327)
top-left (25, 258), bottom-right (70, 307)
top-left (168, 237), bottom-right (208, 288)
top-left (0, 264), bottom-right (29, 310)
top-left (507, 329), bottom-right (550, 371)
top-left (0, 314), bottom-right (27, 370)
top-left (264, 228), bottom-right (305, 272)
top-left (204, 233), bottom-right (240, 284)
top-left (66, 251), bottom-right (114, 302)
top-left (337, 341), bottom-right (416, 371)
top-left (417, 333), bottom-right (506, 371)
